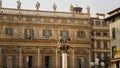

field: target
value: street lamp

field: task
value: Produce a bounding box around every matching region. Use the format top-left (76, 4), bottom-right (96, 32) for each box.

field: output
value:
top-left (100, 62), bottom-right (105, 68)
top-left (58, 36), bottom-right (70, 68)
top-left (90, 62), bottom-right (94, 68)
top-left (95, 58), bottom-right (99, 68)
top-left (90, 58), bottom-right (105, 68)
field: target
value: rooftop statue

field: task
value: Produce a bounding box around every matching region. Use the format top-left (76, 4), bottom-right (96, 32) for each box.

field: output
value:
top-left (70, 4), bottom-right (73, 12)
top-left (86, 5), bottom-right (90, 14)
top-left (0, 0), bottom-right (2, 8)
top-left (17, 0), bottom-right (21, 10)
top-left (36, 1), bottom-right (40, 11)
top-left (53, 3), bottom-right (57, 11)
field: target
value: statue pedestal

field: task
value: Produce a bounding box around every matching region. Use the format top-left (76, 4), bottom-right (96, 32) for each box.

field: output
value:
top-left (62, 52), bottom-right (67, 68)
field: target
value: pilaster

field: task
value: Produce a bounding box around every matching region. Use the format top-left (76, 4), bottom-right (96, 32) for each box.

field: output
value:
top-left (37, 47), bottom-right (40, 68)
top-left (72, 48), bottom-right (75, 68)
top-left (19, 47), bottom-right (22, 68)
top-left (55, 47), bottom-right (58, 68)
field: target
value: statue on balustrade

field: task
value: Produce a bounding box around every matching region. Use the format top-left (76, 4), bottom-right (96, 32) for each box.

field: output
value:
top-left (0, 0), bottom-right (2, 8)
top-left (17, 0), bottom-right (21, 10)
top-left (70, 4), bottom-right (73, 12)
top-left (36, 1), bottom-right (40, 11)
top-left (53, 3), bottom-right (57, 11)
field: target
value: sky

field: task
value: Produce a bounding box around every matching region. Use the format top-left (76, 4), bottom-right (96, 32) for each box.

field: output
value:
top-left (2, 0), bottom-right (120, 17)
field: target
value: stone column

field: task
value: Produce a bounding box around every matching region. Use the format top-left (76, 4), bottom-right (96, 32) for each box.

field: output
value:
top-left (72, 48), bottom-right (74, 68)
top-left (0, 48), bottom-right (2, 68)
top-left (62, 52), bottom-right (67, 68)
top-left (37, 47), bottom-right (40, 68)
top-left (101, 40), bottom-right (104, 49)
top-left (19, 47), bottom-right (22, 68)
top-left (56, 47), bottom-right (58, 68)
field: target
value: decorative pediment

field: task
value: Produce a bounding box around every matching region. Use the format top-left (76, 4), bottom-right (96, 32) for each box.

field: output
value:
top-left (22, 47), bottom-right (37, 54)
top-left (2, 47), bottom-right (17, 54)
top-left (75, 48), bottom-right (89, 55)
top-left (40, 50), bottom-right (54, 54)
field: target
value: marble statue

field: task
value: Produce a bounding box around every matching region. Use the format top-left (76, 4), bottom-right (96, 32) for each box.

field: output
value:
top-left (17, 0), bottom-right (21, 9)
top-left (36, 1), bottom-right (40, 10)
top-left (53, 3), bottom-right (57, 11)
top-left (70, 4), bottom-right (73, 12)
top-left (86, 5), bottom-right (90, 14)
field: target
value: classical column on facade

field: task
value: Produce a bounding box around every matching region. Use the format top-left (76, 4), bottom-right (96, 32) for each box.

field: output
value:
top-left (19, 47), bottom-right (22, 68)
top-left (55, 47), bottom-right (58, 68)
top-left (94, 40), bottom-right (97, 49)
top-left (37, 47), bottom-right (40, 68)
top-left (72, 48), bottom-right (75, 68)
top-left (58, 37), bottom-right (71, 68)
top-left (0, 48), bottom-right (2, 68)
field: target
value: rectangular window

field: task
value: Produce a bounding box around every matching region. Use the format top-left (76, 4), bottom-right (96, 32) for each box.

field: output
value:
top-left (91, 32), bottom-right (94, 36)
top-left (24, 29), bottom-right (34, 39)
top-left (96, 32), bottom-right (101, 36)
top-left (43, 30), bottom-right (52, 37)
top-left (96, 40), bottom-right (101, 49)
top-left (112, 46), bottom-right (117, 58)
top-left (77, 57), bottom-right (83, 68)
top-left (103, 41), bottom-right (108, 49)
top-left (45, 56), bottom-right (51, 68)
top-left (102, 21), bottom-right (107, 26)
top-left (112, 28), bottom-right (116, 38)
top-left (60, 30), bottom-right (69, 37)
top-left (27, 56), bottom-right (32, 68)
top-left (6, 28), bottom-right (13, 35)
top-left (95, 21), bottom-right (101, 26)
top-left (77, 31), bottom-right (85, 38)
top-left (103, 32), bottom-right (108, 37)
top-left (91, 21), bottom-right (94, 26)
top-left (78, 59), bottom-right (82, 68)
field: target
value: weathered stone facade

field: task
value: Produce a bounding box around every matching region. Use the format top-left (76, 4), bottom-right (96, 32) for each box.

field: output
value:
top-left (0, 8), bottom-right (91, 68)
top-left (105, 7), bottom-right (120, 68)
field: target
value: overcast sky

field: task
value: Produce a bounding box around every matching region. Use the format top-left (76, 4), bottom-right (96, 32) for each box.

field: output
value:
top-left (2, 0), bottom-right (120, 17)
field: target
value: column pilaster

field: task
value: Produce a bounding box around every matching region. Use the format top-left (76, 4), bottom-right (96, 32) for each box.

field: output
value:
top-left (37, 47), bottom-right (40, 68)
top-left (56, 47), bottom-right (58, 68)
top-left (72, 48), bottom-right (75, 68)
top-left (19, 47), bottom-right (22, 68)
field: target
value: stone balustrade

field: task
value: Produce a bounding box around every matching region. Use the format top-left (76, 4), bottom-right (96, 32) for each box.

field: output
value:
top-left (0, 8), bottom-right (90, 18)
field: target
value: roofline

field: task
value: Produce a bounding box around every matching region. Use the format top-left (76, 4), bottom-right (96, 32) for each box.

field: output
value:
top-left (105, 13), bottom-right (120, 21)
top-left (108, 7), bottom-right (120, 14)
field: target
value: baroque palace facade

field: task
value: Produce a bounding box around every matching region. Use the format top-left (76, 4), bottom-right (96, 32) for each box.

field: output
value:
top-left (0, 3), bottom-right (110, 68)
top-left (0, 7), bottom-right (91, 68)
